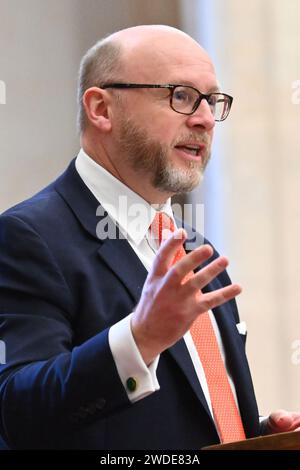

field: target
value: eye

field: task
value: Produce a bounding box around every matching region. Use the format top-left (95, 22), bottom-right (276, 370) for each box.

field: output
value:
top-left (173, 88), bottom-right (193, 104)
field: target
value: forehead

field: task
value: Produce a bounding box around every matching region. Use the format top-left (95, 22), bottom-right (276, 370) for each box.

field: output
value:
top-left (120, 34), bottom-right (217, 92)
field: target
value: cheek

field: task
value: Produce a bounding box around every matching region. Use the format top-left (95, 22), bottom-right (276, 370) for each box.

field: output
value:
top-left (150, 118), bottom-right (183, 144)
top-left (128, 103), bottom-right (184, 144)
top-left (138, 120), bottom-right (175, 144)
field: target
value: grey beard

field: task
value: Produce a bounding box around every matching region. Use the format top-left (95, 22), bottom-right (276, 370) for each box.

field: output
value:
top-left (118, 118), bottom-right (207, 194)
top-left (152, 160), bottom-right (204, 193)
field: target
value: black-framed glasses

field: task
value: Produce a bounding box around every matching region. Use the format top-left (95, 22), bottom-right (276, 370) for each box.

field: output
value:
top-left (101, 83), bottom-right (233, 121)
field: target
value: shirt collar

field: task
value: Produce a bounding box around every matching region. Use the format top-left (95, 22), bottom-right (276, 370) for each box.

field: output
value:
top-left (75, 148), bottom-right (174, 245)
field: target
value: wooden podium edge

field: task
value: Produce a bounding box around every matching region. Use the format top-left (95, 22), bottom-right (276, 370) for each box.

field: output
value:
top-left (202, 430), bottom-right (300, 450)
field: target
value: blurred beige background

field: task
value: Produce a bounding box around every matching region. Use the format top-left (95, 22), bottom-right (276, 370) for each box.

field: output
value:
top-left (0, 0), bottom-right (300, 416)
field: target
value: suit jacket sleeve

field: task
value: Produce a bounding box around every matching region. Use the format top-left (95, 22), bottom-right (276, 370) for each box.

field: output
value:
top-left (0, 214), bottom-right (130, 448)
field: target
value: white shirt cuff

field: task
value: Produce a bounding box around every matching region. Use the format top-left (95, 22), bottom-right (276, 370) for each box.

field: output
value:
top-left (108, 313), bottom-right (160, 402)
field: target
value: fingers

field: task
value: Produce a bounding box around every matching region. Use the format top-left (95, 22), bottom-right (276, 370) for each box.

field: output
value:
top-left (290, 414), bottom-right (300, 430)
top-left (163, 243), bottom-right (221, 289)
top-left (268, 410), bottom-right (300, 433)
top-left (267, 410), bottom-right (294, 433)
top-left (151, 229), bottom-right (188, 276)
top-left (151, 232), bottom-right (240, 308)
top-left (197, 284), bottom-right (242, 312)
top-left (186, 256), bottom-right (229, 291)
top-left (160, 242), bottom-right (214, 283)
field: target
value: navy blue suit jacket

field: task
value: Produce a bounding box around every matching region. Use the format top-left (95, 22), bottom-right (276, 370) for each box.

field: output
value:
top-left (0, 159), bottom-right (260, 449)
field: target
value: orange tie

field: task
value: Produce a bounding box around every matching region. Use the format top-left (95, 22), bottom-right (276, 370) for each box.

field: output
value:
top-left (150, 212), bottom-right (246, 443)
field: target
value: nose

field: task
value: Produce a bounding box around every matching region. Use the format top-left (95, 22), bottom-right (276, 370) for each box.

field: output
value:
top-left (185, 99), bottom-right (215, 132)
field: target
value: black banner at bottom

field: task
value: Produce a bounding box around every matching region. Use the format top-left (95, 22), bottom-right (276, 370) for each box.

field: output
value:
top-left (0, 450), bottom-right (299, 466)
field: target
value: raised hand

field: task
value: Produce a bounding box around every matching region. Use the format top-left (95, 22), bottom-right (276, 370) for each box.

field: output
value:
top-left (131, 229), bottom-right (242, 365)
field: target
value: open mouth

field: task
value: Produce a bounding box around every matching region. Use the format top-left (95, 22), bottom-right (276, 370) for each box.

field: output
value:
top-left (175, 145), bottom-right (200, 156)
top-left (174, 143), bottom-right (206, 160)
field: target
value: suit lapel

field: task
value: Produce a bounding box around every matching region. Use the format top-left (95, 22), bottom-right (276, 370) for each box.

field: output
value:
top-left (97, 237), bottom-right (147, 304)
top-left (55, 159), bottom-right (148, 304)
top-left (55, 159), bottom-right (104, 240)
top-left (168, 340), bottom-right (216, 427)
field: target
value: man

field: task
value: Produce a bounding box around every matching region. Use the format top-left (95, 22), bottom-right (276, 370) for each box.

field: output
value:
top-left (0, 25), bottom-right (299, 450)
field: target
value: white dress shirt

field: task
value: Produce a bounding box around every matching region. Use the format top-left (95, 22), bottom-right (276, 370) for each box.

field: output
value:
top-left (75, 148), bottom-right (241, 423)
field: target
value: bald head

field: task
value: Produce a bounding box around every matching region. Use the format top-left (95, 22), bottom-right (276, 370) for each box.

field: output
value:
top-left (110, 25), bottom-right (213, 82)
top-left (77, 25), bottom-right (214, 133)
top-left (108, 24), bottom-right (205, 55)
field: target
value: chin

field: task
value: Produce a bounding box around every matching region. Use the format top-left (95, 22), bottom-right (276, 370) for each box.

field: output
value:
top-left (153, 167), bottom-right (204, 194)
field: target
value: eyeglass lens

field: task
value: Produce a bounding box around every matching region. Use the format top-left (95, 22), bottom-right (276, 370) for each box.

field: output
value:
top-left (171, 86), bottom-right (230, 120)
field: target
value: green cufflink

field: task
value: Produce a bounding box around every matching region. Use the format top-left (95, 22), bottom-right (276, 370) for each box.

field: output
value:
top-left (126, 377), bottom-right (137, 392)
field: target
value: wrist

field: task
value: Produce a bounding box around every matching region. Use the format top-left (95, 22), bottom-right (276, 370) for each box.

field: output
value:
top-left (130, 317), bottom-right (157, 366)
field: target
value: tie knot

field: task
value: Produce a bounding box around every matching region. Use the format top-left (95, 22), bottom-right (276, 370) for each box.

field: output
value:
top-left (150, 212), bottom-right (175, 245)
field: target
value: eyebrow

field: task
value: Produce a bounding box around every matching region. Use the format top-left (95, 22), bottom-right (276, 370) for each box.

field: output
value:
top-left (171, 80), bottom-right (221, 93)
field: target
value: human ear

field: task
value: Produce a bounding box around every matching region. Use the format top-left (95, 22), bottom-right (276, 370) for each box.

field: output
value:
top-left (82, 87), bottom-right (112, 132)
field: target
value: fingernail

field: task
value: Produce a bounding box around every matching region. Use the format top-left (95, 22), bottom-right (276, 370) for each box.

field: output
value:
top-left (174, 228), bottom-right (187, 240)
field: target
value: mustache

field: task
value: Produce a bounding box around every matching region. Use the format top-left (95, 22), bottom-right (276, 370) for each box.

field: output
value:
top-left (172, 133), bottom-right (210, 147)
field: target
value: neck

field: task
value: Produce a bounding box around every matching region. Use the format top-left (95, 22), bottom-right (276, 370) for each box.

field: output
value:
top-left (81, 136), bottom-right (124, 183)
